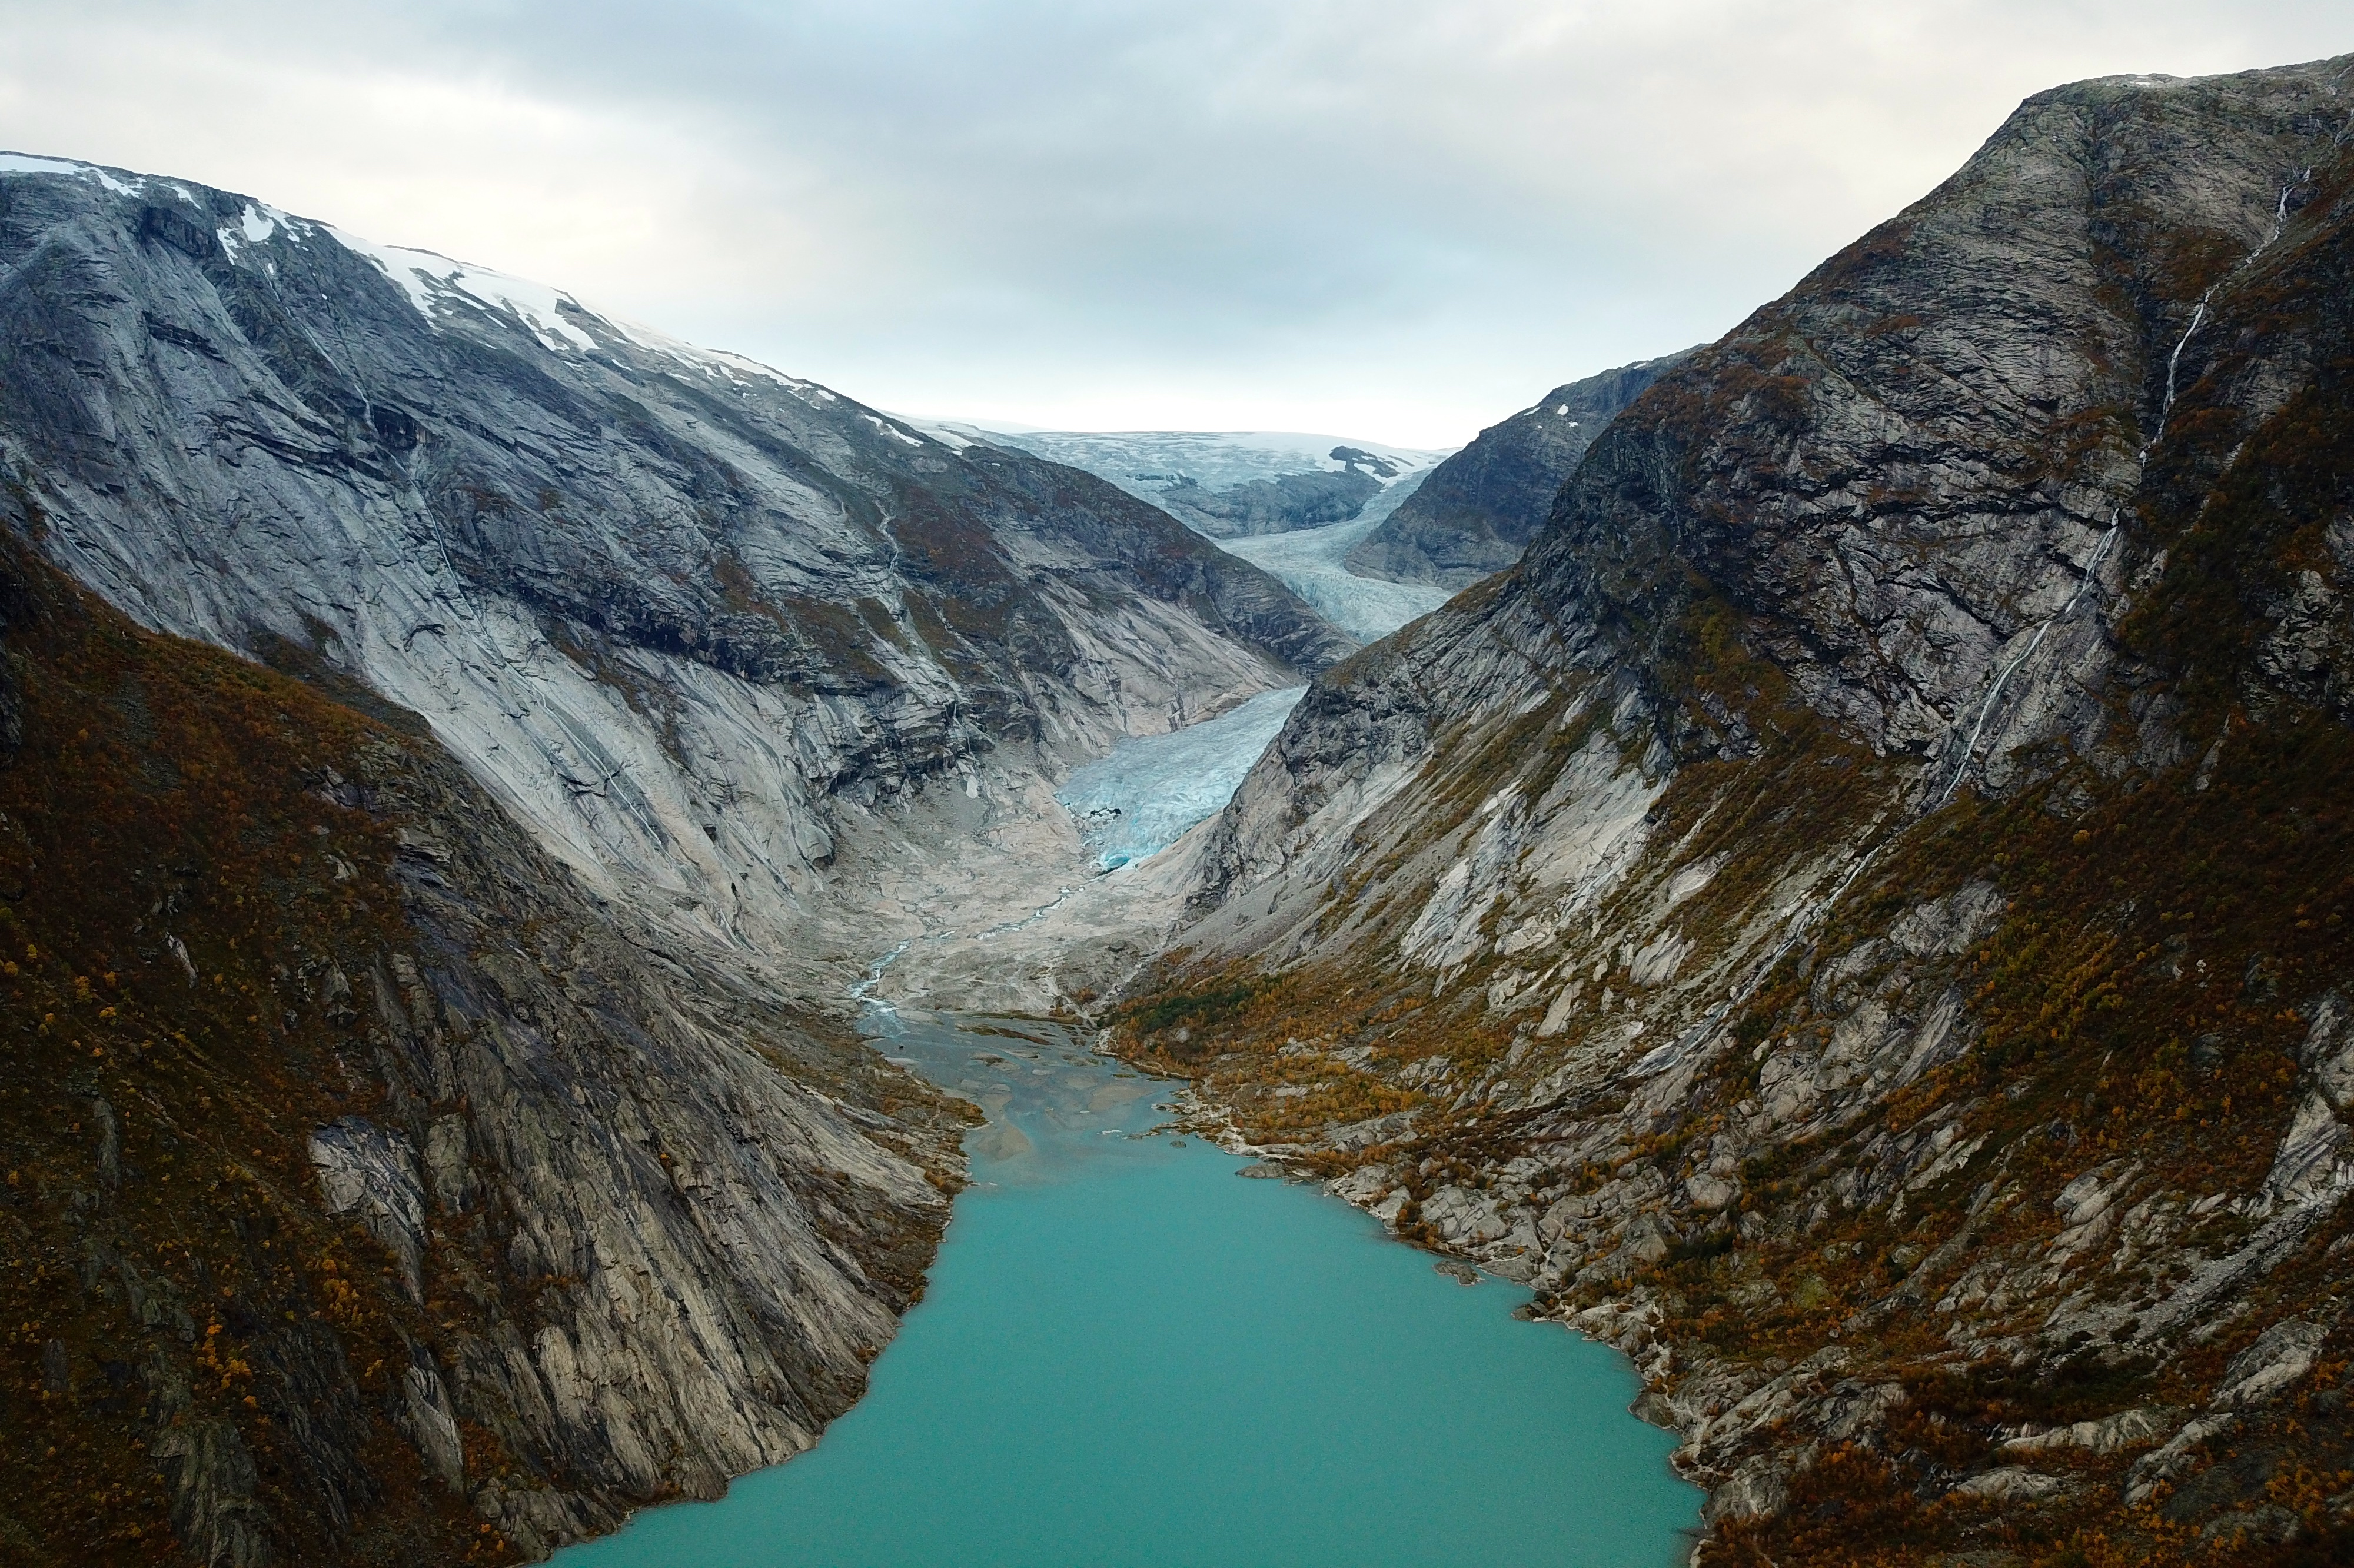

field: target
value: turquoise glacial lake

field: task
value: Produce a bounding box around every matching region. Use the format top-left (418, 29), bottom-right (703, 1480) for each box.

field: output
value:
top-left (555, 1006), bottom-right (1700, 1568)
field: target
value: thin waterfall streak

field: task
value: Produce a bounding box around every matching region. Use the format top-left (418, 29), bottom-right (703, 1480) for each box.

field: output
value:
top-left (1939, 625), bottom-right (2055, 805)
top-left (2144, 294), bottom-right (2210, 457)
top-left (1939, 178), bottom-right (2253, 805)
top-left (1937, 520), bottom-right (2119, 805)
top-left (1650, 165), bottom-right (2330, 1079)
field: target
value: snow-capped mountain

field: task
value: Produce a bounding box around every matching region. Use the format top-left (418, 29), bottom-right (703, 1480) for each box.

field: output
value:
top-left (0, 152), bottom-right (1350, 973)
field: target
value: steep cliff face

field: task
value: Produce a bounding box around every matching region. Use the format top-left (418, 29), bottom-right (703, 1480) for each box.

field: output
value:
top-left (0, 537), bottom-right (969, 1566)
top-left (0, 155), bottom-right (1351, 979)
top-left (1341, 351), bottom-right (1695, 587)
top-left (1127, 57), bottom-right (2354, 1563)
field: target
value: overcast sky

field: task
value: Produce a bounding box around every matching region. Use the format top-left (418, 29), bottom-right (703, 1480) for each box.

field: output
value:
top-left (1, 2), bottom-right (2343, 444)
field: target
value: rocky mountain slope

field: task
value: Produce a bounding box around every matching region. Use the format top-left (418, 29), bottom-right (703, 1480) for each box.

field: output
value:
top-left (1341, 349), bottom-right (1695, 588)
top-left (0, 154), bottom-right (1358, 1566)
top-left (0, 154), bottom-right (1352, 986)
top-left (0, 534), bottom-right (970, 1566)
top-left (959, 428), bottom-right (1449, 538)
top-left (1119, 55), bottom-right (2354, 1566)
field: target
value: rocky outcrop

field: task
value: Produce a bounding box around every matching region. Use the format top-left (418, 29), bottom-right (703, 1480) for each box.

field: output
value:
top-left (1342, 350), bottom-right (1695, 587)
top-left (1124, 55), bottom-right (2354, 1564)
top-left (0, 155), bottom-right (1351, 983)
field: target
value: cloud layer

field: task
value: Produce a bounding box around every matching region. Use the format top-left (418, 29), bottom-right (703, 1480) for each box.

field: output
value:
top-left (2, 1), bottom-right (2343, 442)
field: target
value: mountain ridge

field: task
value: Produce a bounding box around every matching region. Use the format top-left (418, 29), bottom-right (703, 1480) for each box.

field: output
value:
top-left (1341, 348), bottom-right (1700, 588)
top-left (1113, 52), bottom-right (2354, 1566)
top-left (0, 150), bottom-right (1351, 988)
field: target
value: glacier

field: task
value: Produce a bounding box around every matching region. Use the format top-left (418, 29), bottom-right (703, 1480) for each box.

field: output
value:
top-left (1217, 468), bottom-right (1457, 642)
top-left (1047, 459), bottom-right (1462, 870)
top-left (1056, 687), bottom-right (1308, 869)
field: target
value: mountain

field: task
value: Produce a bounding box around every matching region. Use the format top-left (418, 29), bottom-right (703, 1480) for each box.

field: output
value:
top-left (1117, 56), bottom-right (2354, 1563)
top-left (0, 152), bottom-right (1354, 1564)
top-left (1341, 349), bottom-right (1698, 587)
top-left (0, 154), bottom-right (1352, 981)
top-left (0, 532), bottom-right (967, 1564)
top-left (944, 428), bottom-right (1452, 538)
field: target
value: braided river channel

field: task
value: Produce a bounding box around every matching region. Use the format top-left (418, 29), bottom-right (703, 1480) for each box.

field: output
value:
top-left (555, 1002), bottom-right (1701, 1567)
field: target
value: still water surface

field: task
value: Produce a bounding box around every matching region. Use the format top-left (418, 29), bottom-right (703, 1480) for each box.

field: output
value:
top-left (556, 1006), bottom-right (1700, 1568)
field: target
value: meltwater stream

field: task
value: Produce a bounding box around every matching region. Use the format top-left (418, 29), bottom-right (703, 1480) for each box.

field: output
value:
top-left (556, 1006), bottom-right (1701, 1567)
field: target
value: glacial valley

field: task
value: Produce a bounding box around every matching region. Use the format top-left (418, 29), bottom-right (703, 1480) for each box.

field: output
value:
top-left (4, 45), bottom-right (2354, 1568)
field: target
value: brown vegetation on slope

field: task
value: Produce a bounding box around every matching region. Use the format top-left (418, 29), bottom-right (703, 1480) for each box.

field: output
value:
top-left (0, 532), bottom-right (970, 1566)
top-left (0, 536), bottom-right (498, 1564)
top-left (1110, 58), bottom-right (2354, 1568)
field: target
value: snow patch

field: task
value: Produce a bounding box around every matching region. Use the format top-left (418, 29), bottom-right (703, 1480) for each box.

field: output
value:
top-left (0, 151), bottom-right (140, 194)
top-left (218, 203), bottom-right (287, 258)
top-left (327, 228), bottom-right (601, 351)
top-left (862, 413), bottom-right (925, 448)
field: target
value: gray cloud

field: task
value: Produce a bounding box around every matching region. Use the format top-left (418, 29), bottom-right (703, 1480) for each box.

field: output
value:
top-left (1, 1), bottom-right (2343, 441)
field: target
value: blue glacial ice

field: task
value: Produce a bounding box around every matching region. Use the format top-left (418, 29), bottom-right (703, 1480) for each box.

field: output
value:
top-left (1056, 687), bottom-right (1307, 870)
top-left (1217, 468), bottom-right (1457, 644)
top-left (1050, 461), bottom-right (1465, 871)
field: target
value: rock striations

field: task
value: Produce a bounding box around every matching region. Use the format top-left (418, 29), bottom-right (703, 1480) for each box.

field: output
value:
top-left (0, 155), bottom-right (1350, 1564)
top-left (1122, 56), bottom-right (2354, 1564)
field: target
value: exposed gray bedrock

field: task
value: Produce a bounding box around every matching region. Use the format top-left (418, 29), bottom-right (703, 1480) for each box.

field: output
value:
top-left (1342, 348), bottom-right (1698, 588)
top-left (1169, 55), bottom-right (2354, 1530)
top-left (0, 157), bottom-right (1352, 979)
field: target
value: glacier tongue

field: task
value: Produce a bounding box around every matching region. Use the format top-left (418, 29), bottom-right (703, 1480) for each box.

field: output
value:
top-left (1046, 465), bottom-right (1459, 873)
top-left (1057, 687), bottom-right (1307, 869)
top-left (1218, 467), bottom-right (1456, 642)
